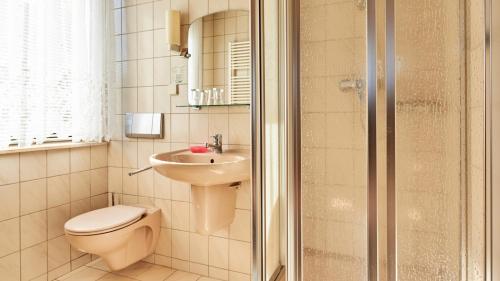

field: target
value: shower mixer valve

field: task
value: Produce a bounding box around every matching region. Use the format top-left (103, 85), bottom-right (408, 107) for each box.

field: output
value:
top-left (355, 0), bottom-right (366, 10)
top-left (339, 78), bottom-right (365, 98)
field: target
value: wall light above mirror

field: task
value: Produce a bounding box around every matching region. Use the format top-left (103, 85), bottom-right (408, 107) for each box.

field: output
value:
top-left (165, 10), bottom-right (181, 51)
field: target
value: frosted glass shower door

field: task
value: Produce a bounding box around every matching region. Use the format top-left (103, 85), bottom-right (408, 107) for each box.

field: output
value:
top-left (389, 0), bottom-right (477, 280)
top-left (300, 1), bottom-right (368, 280)
top-left (295, 0), bottom-right (486, 279)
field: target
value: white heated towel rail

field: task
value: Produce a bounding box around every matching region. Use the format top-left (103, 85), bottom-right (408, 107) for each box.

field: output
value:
top-left (228, 41), bottom-right (251, 104)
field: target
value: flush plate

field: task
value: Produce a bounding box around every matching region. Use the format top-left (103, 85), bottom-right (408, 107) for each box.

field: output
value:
top-left (125, 113), bottom-right (164, 138)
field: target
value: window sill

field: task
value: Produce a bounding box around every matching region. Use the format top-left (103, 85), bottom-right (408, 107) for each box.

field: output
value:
top-left (0, 141), bottom-right (108, 155)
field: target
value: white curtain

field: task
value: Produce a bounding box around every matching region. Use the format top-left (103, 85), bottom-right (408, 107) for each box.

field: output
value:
top-left (0, 0), bottom-right (112, 147)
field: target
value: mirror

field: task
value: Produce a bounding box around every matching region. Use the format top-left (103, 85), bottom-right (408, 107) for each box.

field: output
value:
top-left (187, 10), bottom-right (250, 106)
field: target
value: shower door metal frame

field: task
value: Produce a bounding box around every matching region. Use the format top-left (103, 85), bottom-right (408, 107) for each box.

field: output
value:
top-left (386, 0), bottom-right (396, 279)
top-left (486, 0), bottom-right (492, 278)
top-left (487, 0), bottom-right (500, 279)
top-left (283, 0), bottom-right (302, 279)
top-left (251, 0), bottom-right (265, 279)
top-left (367, 0), bottom-right (379, 279)
top-left (252, 0), bottom-right (292, 279)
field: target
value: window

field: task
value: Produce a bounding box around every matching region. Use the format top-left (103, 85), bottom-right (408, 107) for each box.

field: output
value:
top-left (0, 0), bottom-right (111, 148)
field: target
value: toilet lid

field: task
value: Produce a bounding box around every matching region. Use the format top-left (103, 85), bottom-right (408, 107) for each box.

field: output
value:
top-left (64, 205), bottom-right (146, 234)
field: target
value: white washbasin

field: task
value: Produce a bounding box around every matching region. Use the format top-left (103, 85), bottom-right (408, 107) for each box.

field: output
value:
top-left (150, 148), bottom-right (250, 234)
top-left (149, 149), bottom-right (250, 186)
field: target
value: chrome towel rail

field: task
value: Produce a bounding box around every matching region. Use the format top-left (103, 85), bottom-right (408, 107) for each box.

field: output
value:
top-left (128, 166), bottom-right (152, 176)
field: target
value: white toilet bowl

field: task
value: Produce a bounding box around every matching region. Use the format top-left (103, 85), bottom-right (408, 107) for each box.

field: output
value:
top-left (64, 204), bottom-right (160, 271)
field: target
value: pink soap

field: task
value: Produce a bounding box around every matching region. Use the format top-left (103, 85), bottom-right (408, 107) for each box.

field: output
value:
top-left (190, 146), bottom-right (208, 153)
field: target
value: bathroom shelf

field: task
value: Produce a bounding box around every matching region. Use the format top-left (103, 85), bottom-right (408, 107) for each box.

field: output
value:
top-left (176, 103), bottom-right (250, 110)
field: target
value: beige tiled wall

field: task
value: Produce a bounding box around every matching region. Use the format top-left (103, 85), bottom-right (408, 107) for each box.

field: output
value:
top-left (108, 0), bottom-right (252, 280)
top-left (0, 144), bottom-right (108, 281)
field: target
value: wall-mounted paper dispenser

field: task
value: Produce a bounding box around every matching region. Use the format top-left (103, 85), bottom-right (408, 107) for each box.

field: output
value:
top-left (125, 113), bottom-right (164, 138)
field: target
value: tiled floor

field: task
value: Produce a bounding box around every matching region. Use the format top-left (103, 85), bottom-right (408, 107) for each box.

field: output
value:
top-left (56, 259), bottom-right (220, 281)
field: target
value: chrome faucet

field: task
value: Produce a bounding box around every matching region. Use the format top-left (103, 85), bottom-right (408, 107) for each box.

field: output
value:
top-left (205, 134), bottom-right (223, 153)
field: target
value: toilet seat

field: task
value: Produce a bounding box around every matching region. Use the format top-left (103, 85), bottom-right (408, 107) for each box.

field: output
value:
top-left (65, 205), bottom-right (146, 236)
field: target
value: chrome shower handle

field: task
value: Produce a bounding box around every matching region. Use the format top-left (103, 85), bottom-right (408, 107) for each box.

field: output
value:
top-left (339, 79), bottom-right (363, 90)
top-left (339, 78), bottom-right (365, 98)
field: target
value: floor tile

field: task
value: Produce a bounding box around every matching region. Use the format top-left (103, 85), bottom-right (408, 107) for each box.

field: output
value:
top-left (57, 266), bottom-right (107, 281)
top-left (56, 257), bottom-right (214, 281)
top-left (97, 273), bottom-right (137, 281)
top-left (115, 261), bottom-right (153, 278)
top-left (199, 277), bottom-right (220, 281)
top-left (165, 271), bottom-right (200, 281)
top-left (134, 264), bottom-right (175, 281)
top-left (86, 258), bottom-right (111, 272)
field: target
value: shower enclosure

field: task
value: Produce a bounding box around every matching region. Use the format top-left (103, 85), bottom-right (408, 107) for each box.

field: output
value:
top-left (252, 0), bottom-right (500, 280)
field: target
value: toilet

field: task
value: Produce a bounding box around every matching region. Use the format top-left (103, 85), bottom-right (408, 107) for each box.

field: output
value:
top-left (64, 204), bottom-right (161, 271)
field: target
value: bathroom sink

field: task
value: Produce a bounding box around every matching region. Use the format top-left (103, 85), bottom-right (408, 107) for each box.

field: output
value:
top-left (149, 149), bottom-right (250, 186)
top-left (150, 148), bottom-right (250, 234)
